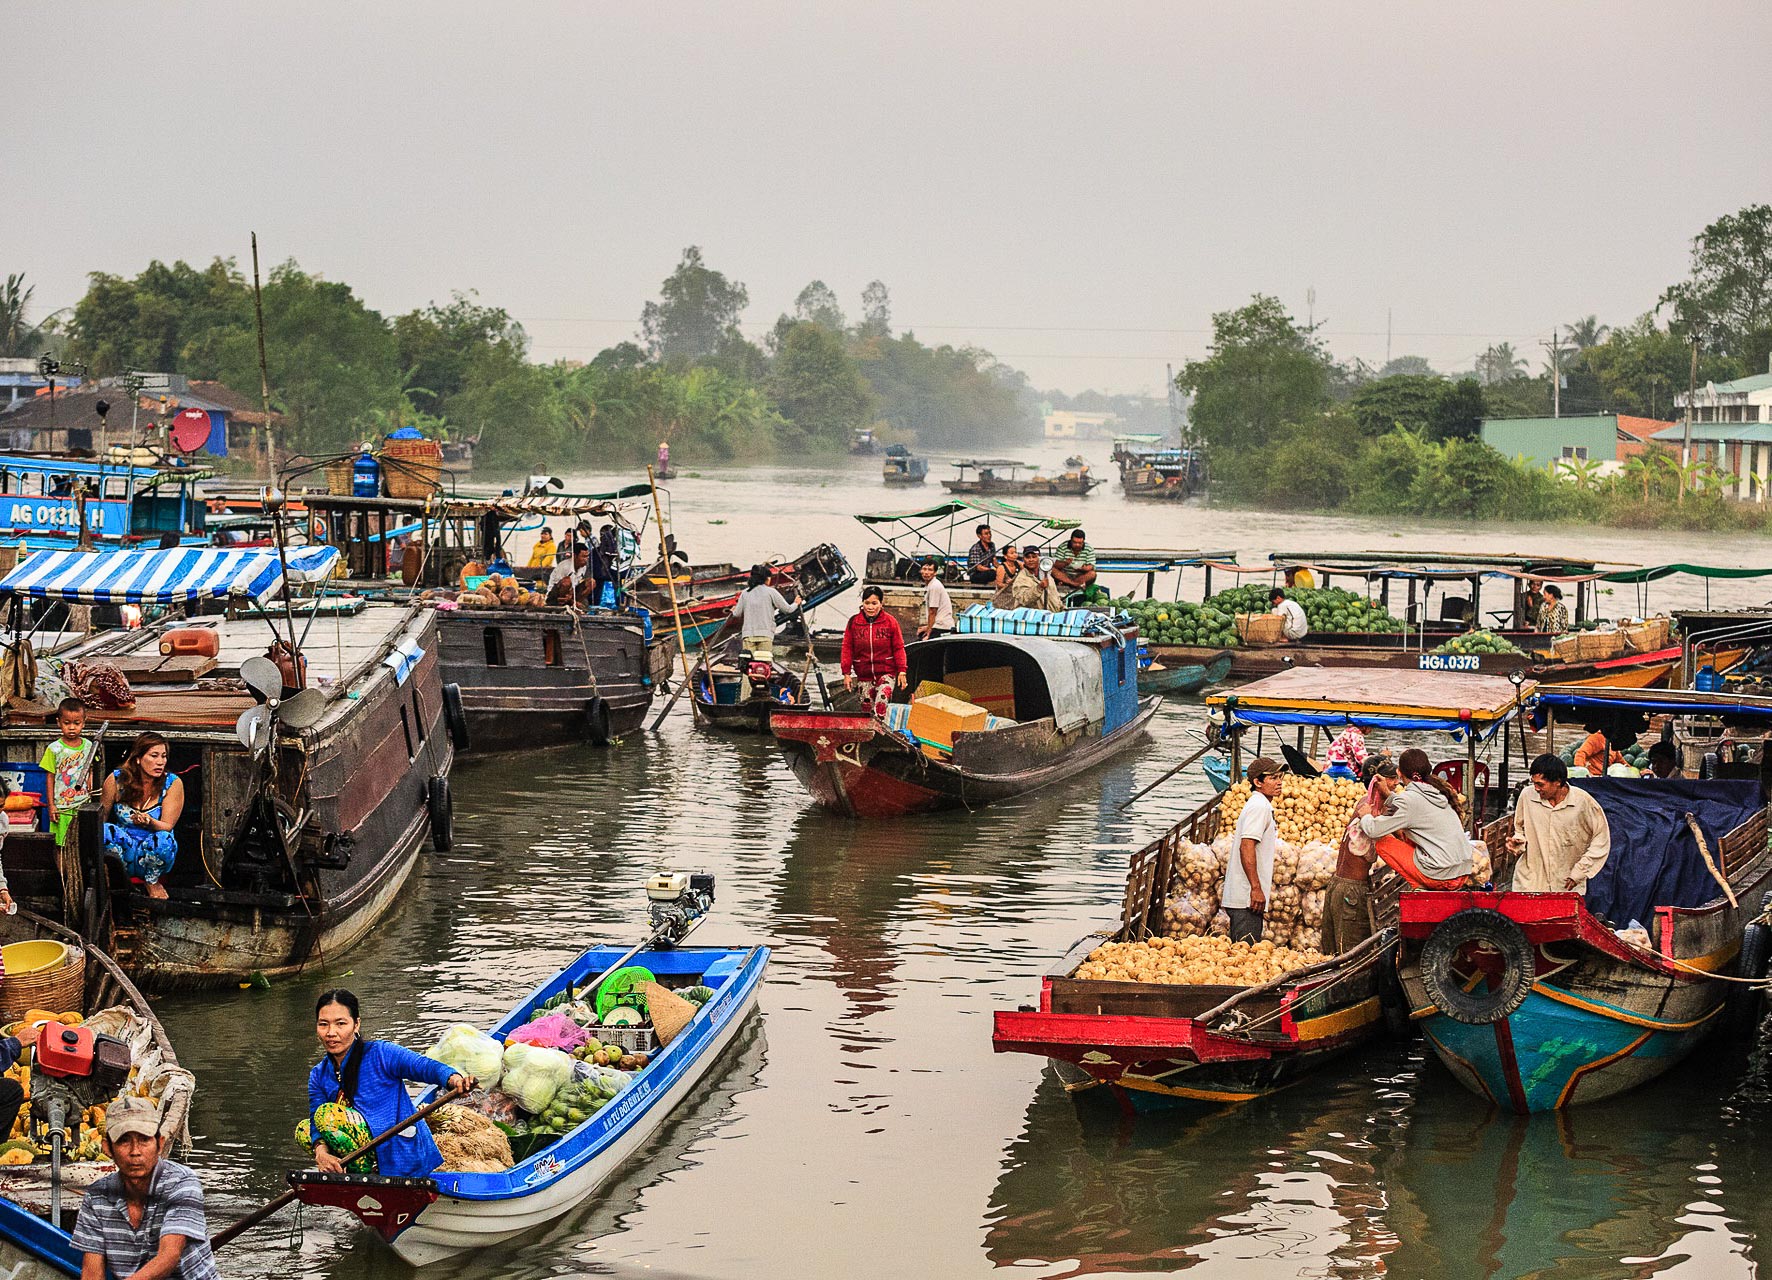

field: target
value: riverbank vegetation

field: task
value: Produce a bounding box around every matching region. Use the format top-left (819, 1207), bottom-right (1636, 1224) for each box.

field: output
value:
top-left (1179, 204), bottom-right (1772, 533)
top-left (9, 248), bottom-right (1037, 471)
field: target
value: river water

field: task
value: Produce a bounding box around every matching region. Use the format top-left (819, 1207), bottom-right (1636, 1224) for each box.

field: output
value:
top-left (163, 445), bottom-right (1772, 1278)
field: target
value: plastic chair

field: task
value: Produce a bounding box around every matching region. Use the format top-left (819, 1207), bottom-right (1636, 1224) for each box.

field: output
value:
top-left (1432, 760), bottom-right (1491, 823)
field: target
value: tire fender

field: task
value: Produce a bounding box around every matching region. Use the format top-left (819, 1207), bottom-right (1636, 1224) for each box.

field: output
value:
top-left (1726, 905), bottom-right (1772, 1038)
top-left (586, 696), bottom-right (612, 747)
top-left (427, 775), bottom-right (453, 852)
top-left (1419, 908), bottom-right (1536, 1025)
top-left (441, 682), bottom-right (470, 752)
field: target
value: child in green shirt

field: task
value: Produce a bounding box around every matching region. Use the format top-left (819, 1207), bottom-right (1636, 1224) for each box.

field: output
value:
top-left (40, 698), bottom-right (94, 846)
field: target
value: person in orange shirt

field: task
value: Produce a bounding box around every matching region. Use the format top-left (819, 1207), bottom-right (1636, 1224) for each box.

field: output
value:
top-left (1572, 725), bottom-right (1624, 776)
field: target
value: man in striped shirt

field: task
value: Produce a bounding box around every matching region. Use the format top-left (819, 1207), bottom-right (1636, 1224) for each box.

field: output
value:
top-left (1050, 529), bottom-right (1098, 600)
top-left (73, 1096), bottom-right (219, 1280)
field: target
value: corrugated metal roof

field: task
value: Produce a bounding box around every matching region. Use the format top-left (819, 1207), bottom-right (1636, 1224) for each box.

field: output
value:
top-left (1649, 422), bottom-right (1772, 443)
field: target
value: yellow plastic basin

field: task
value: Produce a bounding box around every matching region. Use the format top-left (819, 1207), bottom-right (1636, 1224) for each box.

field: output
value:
top-left (1, 940), bottom-right (68, 977)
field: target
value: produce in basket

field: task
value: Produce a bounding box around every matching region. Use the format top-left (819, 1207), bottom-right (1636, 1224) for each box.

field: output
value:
top-left (499, 1042), bottom-right (574, 1115)
top-left (1077, 936), bottom-right (1328, 986)
top-left (432, 1104), bottom-right (514, 1172)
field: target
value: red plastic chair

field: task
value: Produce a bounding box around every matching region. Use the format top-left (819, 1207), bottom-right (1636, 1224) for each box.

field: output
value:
top-left (1432, 760), bottom-right (1491, 823)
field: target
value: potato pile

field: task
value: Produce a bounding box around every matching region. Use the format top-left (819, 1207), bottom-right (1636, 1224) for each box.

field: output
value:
top-left (1160, 840), bottom-right (1229, 937)
top-left (455, 572), bottom-right (549, 609)
top-left (1077, 936), bottom-right (1328, 986)
top-left (1218, 774), bottom-right (1365, 845)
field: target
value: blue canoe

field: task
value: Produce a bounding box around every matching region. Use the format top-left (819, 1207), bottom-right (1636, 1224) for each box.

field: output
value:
top-left (1136, 650), bottom-right (1233, 698)
top-left (292, 943), bottom-right (768, 1266)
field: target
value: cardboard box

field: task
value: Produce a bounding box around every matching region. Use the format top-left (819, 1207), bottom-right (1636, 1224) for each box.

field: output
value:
top-left (945, 666), bottom-right (1016, 719)
top-left (914, 679), bottom-right (970, 703)
top-left (906, 693), bottom-right (989, 758)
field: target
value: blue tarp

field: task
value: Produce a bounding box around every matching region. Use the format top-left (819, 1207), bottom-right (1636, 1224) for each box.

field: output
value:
top-left (0, 545), bottom-right (339, 605)
top-left (1225, 707), bottom-right (1508, 742)
top-left (1575, 777), bottom-right (1763, 926)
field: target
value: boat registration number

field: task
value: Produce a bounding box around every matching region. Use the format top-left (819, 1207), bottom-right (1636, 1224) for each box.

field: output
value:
top-left (1417, 654), bottom-right (1480, 671)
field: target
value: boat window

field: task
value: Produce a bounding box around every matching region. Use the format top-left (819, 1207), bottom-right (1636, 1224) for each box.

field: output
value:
top-left (542, 629), bottom-right (562, 666)
top-left (484, 627), bottom-right (506, 666)
top-left (105, 476), bottom-right (129, 500)
top-left (399, 705), bottom-right (416, 761)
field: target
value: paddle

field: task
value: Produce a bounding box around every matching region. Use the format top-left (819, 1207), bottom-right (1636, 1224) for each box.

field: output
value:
top-left (1117, 736), bottom-right (1217, 811)
top-left (210, 1083), bottom-right (470, 1251)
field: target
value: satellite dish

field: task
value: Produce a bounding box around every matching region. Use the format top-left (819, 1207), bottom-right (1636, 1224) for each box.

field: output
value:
top-left (235, 705), bottom-right (273, 758)
top-left (169, 409), bottom-right (210, 455)
top-left (277, 688), bottom-right (329, 732)
top-left (240, 656), bottom-right (282, 702)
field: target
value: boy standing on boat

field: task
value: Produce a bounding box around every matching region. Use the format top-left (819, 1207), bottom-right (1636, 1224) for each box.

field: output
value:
top-left (1508, 754), bottom-right (1611, 892)
top-left (918, 559), bottom-right (955, 639)
top-left (1225, 758), bottom-right (1283, 942)
top-left (41, 697), bottom-right (95, 847)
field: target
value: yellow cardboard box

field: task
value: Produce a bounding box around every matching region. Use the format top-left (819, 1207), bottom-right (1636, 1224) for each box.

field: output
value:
top-left (945, 666), bottom-right (1016, 719)
top-left (906, 693), bottom-right (989, 759)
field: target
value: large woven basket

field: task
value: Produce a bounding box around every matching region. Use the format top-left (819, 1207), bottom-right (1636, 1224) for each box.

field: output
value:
top-left (1577, 630), bottom-right (1625, 662)
top-left (1622, 617), bottom-right (1670, 653)
top-left (0, 947), bottom-right (85, 1021)
top-left (1235, 613), bottom-right (1286, 645)
top-left (381, 438), bottom-right (443, 499)
top-left (323, 459), bottom-right (355, 496)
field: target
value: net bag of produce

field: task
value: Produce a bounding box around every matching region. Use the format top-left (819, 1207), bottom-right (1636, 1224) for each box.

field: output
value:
top-left (640, 982), bottom-right (698, 1047)
top-left (427, 1024), bottom-right (505, 1090)
top-left (507, 1012), bottom-right (592, 1055)
top-left (1160, 890), bottom-right (1219, 939)
top-left (500, 1041), bottom-right (574, 1114)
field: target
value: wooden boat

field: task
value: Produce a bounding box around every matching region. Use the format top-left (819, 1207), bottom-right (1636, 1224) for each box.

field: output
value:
top-left (643, 543), bottom-right (856, 658)
top-left (940, 459), bottom-right (1102, 498)
top-left (290, 942), bottom-right (769, 1267)
top-left (771, 622), bottom-right (1159, 818)
top-left (0, 453), bottom-right (212, 552)
top-left (1119, 449), bottom-right (1204, 501)
top-left (881, 445), bottom-right (927, 486)
top-left (0, 909), bottom-right (195, 1263)
top-left (1137, 650), bottom-right (1231, 697)
top-left (995, 669), bottom-right (1535, 1113)
top-left (0, 546), bottom-right (457, 990)
top-left (689, 654), bottom-right (809, 733)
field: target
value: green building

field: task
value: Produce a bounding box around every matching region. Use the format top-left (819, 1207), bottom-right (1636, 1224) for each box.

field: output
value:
top-left (1479, 414), bottom-right (1625, 470)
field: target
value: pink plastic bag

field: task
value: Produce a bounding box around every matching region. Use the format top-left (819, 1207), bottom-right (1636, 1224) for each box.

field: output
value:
top-left (506, 1013), bottom-right (591, 1053)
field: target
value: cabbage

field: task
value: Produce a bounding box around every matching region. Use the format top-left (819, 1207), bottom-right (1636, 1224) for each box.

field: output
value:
top-left (1606, 763), bottom-right (1642, 778)
top-left (500, 1041), bottom-right (574, 1114)
top-left (427, 1024), bottom-right (504, 1090)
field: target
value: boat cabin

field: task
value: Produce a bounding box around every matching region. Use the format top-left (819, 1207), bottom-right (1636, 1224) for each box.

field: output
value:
top-left (0, 453), bottom-right (211, 549)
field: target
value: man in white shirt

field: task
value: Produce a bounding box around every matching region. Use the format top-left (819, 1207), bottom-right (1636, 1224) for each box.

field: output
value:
top-left (546, 544), bottom-right (592, 607)
top-left (1506, 754), bottom-right (1611, 892)
top-left (1224, 756), bottom-right (1284, 941)
top-left (918, 559), bottom-right (955, 639)
top-left (1270, 588), bottom-right (1309, 642)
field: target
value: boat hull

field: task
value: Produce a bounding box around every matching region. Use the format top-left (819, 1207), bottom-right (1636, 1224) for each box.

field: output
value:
top-left (1137, 652), bottom-right (1233, 697)
top-left (1148, 640), bottom-right (1716, 687)
top-left (438, 608), bottom-right (604, 750)
top-left (771, 698), bottom-right (1160, 817)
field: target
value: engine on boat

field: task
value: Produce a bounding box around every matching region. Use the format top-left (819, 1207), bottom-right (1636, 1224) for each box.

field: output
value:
top-left (646, 870), bottom-right (714, 946)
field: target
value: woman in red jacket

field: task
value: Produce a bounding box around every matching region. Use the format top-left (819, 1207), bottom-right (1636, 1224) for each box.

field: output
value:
top-left (841, 586), bottom-right (908, 717)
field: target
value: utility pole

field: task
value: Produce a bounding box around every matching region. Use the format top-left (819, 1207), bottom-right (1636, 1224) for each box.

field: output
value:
top-left (1385, 308), bottom-right (1391, 368)
top-left (1550, 327), bottom-right (1561, 419)
top-left (1306, 287), bottom-right (1315, 331)
top-left (1681, 332), bottom-right (1699, 504)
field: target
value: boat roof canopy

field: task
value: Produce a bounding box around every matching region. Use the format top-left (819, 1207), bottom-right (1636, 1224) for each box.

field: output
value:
top-left (1599, 563), bottom-right (1772, 584)
top-left (857, 497), bottom-right (1078, 530)
top-left (1266, 550), bottom-right (1625, 583)
top-left (1209, 667), bottom-right (1532, 735)
top-left (908, 633), bottom-right (1104, 732)
top-left (0, 544), bottom-right (340, 606)
top-left (1535, 684), bottom-right (1772, 720)
top-left (0, 453), bottom-right (209, 483)
top-left (952, 458), bottom-right (1024, 469)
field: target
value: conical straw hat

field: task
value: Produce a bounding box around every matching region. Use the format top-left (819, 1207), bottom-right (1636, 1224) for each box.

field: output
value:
top-left (642, 982), bottom-right (697, 1047)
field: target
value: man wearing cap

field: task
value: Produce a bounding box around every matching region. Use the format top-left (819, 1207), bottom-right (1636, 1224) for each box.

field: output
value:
top-left (1224, 758), bottom-right (1284, 942)
top-left (73, 1095), bottom-right (219, 1280)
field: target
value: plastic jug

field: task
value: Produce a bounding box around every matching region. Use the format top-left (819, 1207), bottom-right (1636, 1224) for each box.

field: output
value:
top-left (352, 453), bottom-right (382, 497)
top-left (1695, 665), bottom-right (1722, 693)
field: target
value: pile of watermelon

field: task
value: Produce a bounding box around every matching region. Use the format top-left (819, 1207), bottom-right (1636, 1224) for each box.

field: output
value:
top-left (1202, 585), bottom-right (1407, 635)
top-left (1430, 630), bottom-right (1522, 656)
top-left (1111, 598), bottom-right (1242, 648)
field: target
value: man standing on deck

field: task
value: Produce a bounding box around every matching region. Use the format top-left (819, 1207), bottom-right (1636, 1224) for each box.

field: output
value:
top-left (1507, 754), bottom-right (1611, 892)
top-left (917, 559), bottom-right (955, 639)
top-left (1224, 757), bottom-right (1284, 942)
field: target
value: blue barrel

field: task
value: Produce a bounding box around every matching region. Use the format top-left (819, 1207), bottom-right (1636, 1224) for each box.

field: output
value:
top-left (1695, 665), bottom-right (1722, 693)
top-left (352, 454), bottom-right (381, 497)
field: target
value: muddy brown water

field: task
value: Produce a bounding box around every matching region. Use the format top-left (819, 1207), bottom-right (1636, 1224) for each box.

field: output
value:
top-left (165, 449), bottom-right (1772, 1277)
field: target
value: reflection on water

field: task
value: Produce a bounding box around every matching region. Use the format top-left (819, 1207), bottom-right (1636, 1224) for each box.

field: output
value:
top-left (147, 458), bottom-right (1772, 1278)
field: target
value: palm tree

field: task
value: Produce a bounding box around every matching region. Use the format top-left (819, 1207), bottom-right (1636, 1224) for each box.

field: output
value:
top-left (1620, 452), bottom-right (1667, 503)
top-left (1564, 315), bottom-right (1609, 350)
top-left (1557, 457), bottom-right (1605, 491)
top-left (0, 274), bottom-right (37, 358)
top-left (1477, 342), bottom-right (1527, 385)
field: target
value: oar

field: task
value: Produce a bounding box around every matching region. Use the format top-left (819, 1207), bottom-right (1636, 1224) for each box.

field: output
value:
top-left (211, 1082), bottom-right (469, 1251)
top-left (1117, 737), bottom-right (1217, 811)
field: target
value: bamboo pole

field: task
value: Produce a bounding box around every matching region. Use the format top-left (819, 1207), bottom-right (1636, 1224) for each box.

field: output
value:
top-left (646, 465), bottom-right (696, 729)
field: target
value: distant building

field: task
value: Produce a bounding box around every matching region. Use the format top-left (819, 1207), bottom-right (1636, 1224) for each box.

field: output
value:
top-left (0, 357), bottom-right (79, 408)
top-left (1479, 413), bottom-right (1676, 473)
top-left (1044, 410), bottom-right (1119, 441)
top-left (1653, 361), bottom-right (1772, 501)
top-left (1675, 359), bottom-right (1772, 426)
top-left (0, 373), bottom-right (280, 464)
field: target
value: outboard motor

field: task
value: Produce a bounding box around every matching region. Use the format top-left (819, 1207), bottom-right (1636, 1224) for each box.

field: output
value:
top-left (33, 1024), bottom-right (132, 1223)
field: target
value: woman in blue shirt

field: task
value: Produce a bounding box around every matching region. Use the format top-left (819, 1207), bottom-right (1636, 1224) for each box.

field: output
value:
top-left (307, 989), bottom-right (474, 1178)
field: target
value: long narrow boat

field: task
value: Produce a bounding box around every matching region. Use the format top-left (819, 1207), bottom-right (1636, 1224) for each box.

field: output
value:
top-left (0, 545), bottom-right (457, 989)
top-left (0, 909), bottom-right (195, 1272)
top-left (289, 942), bottom-right (768, 1267)
top-left (1137, 650), bottom-right (1232, 697)
top-left (1398, 685), bottom-right (1772, 1112)
top-left (689, 654), bottom-right (808, 734)
top-left (772, 615), bottom-right (1158, 818)
top-left (995, 669), bottom-right (1533, 1112)
top-left (940, 459), bottom-right (1102, 498)
top-left (639, 543), bottom-right (856, 655)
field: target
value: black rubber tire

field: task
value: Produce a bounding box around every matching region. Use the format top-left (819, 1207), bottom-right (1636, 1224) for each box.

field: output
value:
top-left (1727, 916), bottom-right (1772, 1038)
top-left (586, 696), bottom-right (612, 747)
top-left (441, 683), bottom-right (470, 753)
top-left (427, 775), bottom-right (453, 852)
top-left (1419, 908), bottom-right (1536, 1025)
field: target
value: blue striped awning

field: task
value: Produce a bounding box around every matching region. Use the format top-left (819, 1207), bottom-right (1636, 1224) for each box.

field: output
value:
top-left (0, 545), bottom-right (340, 605)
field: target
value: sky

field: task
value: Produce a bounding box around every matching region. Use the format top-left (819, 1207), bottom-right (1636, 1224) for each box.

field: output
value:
top-left (7, 1), bottom-right (1769, 397)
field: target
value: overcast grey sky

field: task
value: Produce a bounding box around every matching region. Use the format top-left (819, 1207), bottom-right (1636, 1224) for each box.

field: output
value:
top-left (8, 1), bottom-right (1768, 395)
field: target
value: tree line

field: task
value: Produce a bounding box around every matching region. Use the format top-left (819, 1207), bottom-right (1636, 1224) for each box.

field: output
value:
top-left (1, 249), bottom-right (1038, 471)
top-left (1178, 204), bottom-right (1772, 530)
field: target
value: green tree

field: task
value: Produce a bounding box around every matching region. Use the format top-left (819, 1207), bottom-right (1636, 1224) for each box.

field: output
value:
top-left (1177, 295), bottom-right (1331, 451)
top-left (790, 280), bottom-right (845, 332)
top-left (1349, 374), bottom-right (1443, 436)
top-left (1475, 342), bottom-right (1526, 385)
top-left (1378, 355), bottom-right (1437, 378)
top-left (858, 280), bottom-right (892, 339)
top-left (392, 292), bottom-right (528, 421)
top-left (767, 322), bottom-right (874, 447)
top-left (1, 274), bottom-right (45, 358)
top-left (1564, 315), bottom-right (1609, 350)
top-left (1660, 204), bottom-right (1772, 365)
top-left (1579, 314), bottom-right (1741, 419)
top-left (1428, 378), bottom-right (1485, 441)
top-left (640, 246), bottom-right (750, 364)
top-left (851, 332), bottom-right (1035, 448)
top-left (68, 258), bottom-right (251, 376)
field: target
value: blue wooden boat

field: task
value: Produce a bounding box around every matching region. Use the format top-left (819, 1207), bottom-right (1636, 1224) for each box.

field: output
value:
top-left (0, 1195), bottom-right (76, 1278)
top-left (0, 453), bottom-right (211, 550)
top-left (290, 942), bottom-right (768, 1266)
top-left (1136, 649), bottom-right (1231, 697)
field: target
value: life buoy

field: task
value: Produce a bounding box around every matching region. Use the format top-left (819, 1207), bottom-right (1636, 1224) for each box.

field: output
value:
top-left (310, 513), bottom-right (328, 542)
top-left (1419, 908), bottom-right (1536, 1025)
top-left (427, 775), bottom-right (453, 852)
top-left (441, 683), bottom-right (470, 752)
top-left (586, 696), bottom-right (612, 747)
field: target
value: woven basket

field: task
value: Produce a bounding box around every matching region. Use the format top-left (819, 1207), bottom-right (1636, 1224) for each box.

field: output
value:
top-left (1235, 613), bottom-right (1286, 645)
top-left (1552, 634), bottom-right (1582, 660)
top-left (1577, 630), bottom-right (1625, 662)
top-left (1622, 617), bottom-right (1670, 653)
top-left (323, 459), bottom-right (355, 496)
top-left (381, 438), bottom-right (444, 499)
top-left (0, 948), bottom-right (85, 1021)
